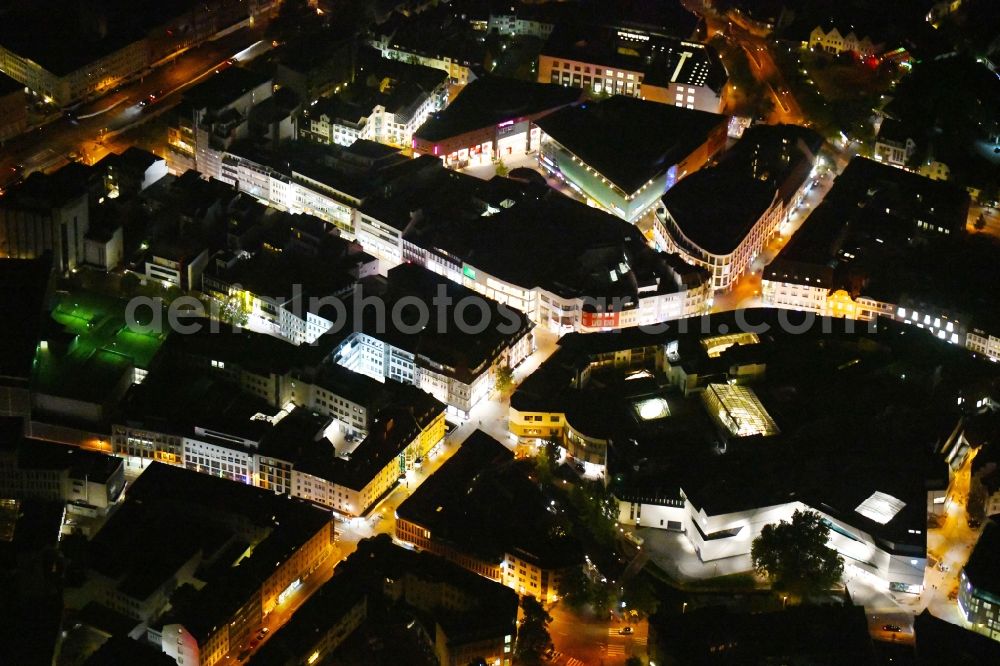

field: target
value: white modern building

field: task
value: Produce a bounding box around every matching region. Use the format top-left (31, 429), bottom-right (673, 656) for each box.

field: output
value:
top-left (617, 490), bottom-right (928, 592)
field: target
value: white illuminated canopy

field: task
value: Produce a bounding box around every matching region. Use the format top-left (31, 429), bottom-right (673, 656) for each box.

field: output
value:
top-left (855, 491), bottom-right (906, 524)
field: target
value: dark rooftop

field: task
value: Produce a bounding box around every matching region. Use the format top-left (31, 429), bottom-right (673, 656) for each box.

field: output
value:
top-left (414, 75), bottom-right (582, 142)
top-left (0, 255), bottom-right (51, 383)
top-left (131, 463), bottom-right (331, 642)
top-left (183, 67), bottom-right (271, 112)
top-left (661, 124), bottom-right (822, 255)
top-left (0, 0), bottom-right (155, 76)
top-left (536, 96), bottom-right (727, 193)
top-left (396, 430), bottom-right (581, 568)
top-left (84, 636), bottom-right (177, 666)
top-left (661, 164), bottom-right (779, 255)
top-left (405, 184), bottom-right (709, 303)
top-left (514, 310), bottom-right (989, 549)
top-left (541, 21), bottom-right (727, 92)
top-left (913, 609), bottom-right (1000, 665)
top-left (964, 520), bottom-right (1000, 595)
top-left (0, 71), bottom-right (22, 96)
top-left (342, 263), bottom-right (533, 385)
top-left (0, 421), bottom-right (123, 489)
top-left (650, 604), bottom-right (877, 665)
top-left (252, 533), bottom-right (517, 666)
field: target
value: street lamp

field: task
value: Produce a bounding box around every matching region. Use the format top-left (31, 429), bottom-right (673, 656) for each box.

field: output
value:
top-left (782, 595), bottom-right (788, 609)
top-left (682, 602), bottom-right (688, 613)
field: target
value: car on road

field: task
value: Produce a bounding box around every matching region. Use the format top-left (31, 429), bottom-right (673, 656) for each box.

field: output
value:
top-left (618, 626), bottom-right (634, 635)
top-left (882, 624), bottom-right (902, 633)
top-left (145, 89), bottom-right (166, 106)
top-left (237, 649), bottom-right (251, 662)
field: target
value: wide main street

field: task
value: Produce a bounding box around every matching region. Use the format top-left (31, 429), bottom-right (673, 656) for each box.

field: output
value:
top-left (0, 24), bottom-right (272, 182)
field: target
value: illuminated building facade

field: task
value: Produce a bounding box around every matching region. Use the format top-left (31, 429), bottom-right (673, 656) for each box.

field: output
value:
top-left (114, 366), bottom-right (446, 518)
top-left (255, 535), bottom-right (517, 666)
top-left (538, 24), bottom-right (727, 113)
top-left (356, 171), bottom-right (713, 334)
top-left (332, 264), bottom-right (534, 420)
top-left (411, 76), bottom-right (582, 168)
top-left (656, 124), bottom-right (822, 291)
top-left (808, 25), bottom-right (880, 58)
top-left (301, 56), bottom-right (448, 150)
top-left (0, 421), bottom-right (125, 515)
top-left (761, 158), bottom-right (999, 359)
top-left (128, 464), bottom-right (334, 666)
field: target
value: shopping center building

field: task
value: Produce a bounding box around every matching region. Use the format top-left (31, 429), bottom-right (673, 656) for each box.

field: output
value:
top-left (536, 96), bottom-right (728, 222)
top-left (412, 75), bottom-right (582, 168)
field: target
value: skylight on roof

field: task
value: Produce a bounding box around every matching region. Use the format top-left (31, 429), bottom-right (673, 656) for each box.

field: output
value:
top-left (702, 383), bottom-right (778, 437)
top-left (855, 491), bottom-right (906, 524)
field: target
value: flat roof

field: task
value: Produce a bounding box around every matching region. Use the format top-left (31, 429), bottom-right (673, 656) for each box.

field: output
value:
top-left (536, 96), bottom-right (726, 193)
top-left (396, 430), bottom-right (581, 568)
top-left (407, 184), bottom-right (709, 302)
top-left (84, 636), bottom-right (177, 666)
top-left (6, 432), bottom-right (122, 487)
top-left (131, 463), bottom-right (331, 641)
top-left (183, 67), bottom-right (271, 112)
top-left (0, 71), bottom-right (22, 96)
top-left (0, 255), bottom-right (51, 383)
top-left (414, 75), bottom-right (581, 143)
top-left (964, 520), bottom-right (1000, 595)
top-left (516, 310), bottom-right (989, 548)
top-left (764, 157), bottom-right (1000, 329)
top-left (541, 22), bottom-right (726, 92)
top-left (650, 604), bottom-right (878, 664)
top-left (0, 0), bottom-right (155, 76)
top-left (661, 164), bottom-right (778, 255)
top-left (33, 289), bottom-right (166, 402)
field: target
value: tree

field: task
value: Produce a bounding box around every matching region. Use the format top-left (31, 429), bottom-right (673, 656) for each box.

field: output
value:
top-left (751, 510), bottom-right (843, 597)
top-left (515, 595), bottom-right (552, 664)
top-left (622, 573), bottom-right (660, 617)
top-left (557, 565), bottom-right (591, 609)
top-left (969, 476), bottom-right (988, 523)
top-left (218, 295), bottom-right (249, 327)
top-left (494, 159), bottom-right (510, 177)
top-left (120, 272), bottom-right (140, 295)
top-left (495, 364), bottom-right (515, 394)
top-left (625, 658), bottom-right (643, 666)
top-left (533, 440), bottom-right (559, 486)
top-left (974, 214), bottom-right (987, 231)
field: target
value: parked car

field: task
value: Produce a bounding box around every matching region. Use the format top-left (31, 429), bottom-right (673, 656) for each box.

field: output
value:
top-left (618, 626), bottom-right (634, 635)
top-left (882, 624), bottom-right (902, 633)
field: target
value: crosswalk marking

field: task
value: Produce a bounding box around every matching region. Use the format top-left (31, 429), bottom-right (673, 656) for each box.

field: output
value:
top-left (606, 644), bottom-right (626, 655)
top-left (608, 628), bottom-right (639, 636)
top-left (566, 659), bottom-right (585, 666)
